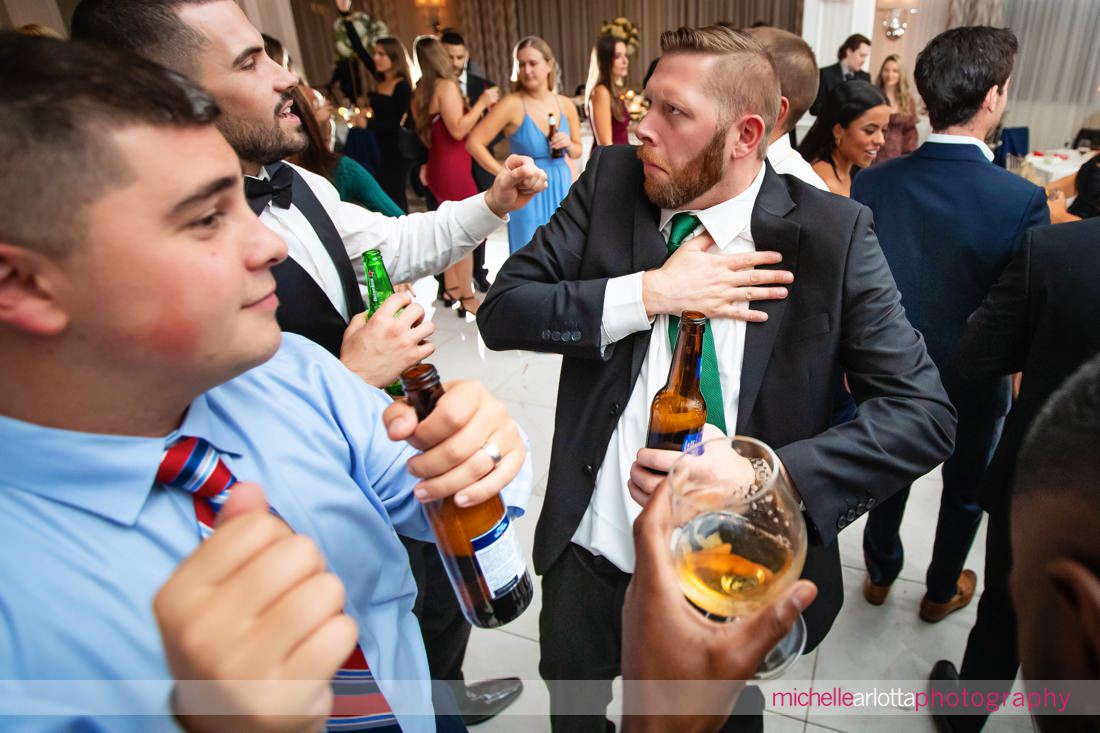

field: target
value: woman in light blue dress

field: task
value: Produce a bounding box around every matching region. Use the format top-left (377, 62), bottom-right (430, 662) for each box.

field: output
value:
top-left (467, 36), bottom-right (581, 254)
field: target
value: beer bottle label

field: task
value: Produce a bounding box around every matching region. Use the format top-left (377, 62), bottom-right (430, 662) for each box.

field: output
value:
top-left (682, 429), bottom-right (703, 452)
top-left (471, 513), bottom-right (526, 599)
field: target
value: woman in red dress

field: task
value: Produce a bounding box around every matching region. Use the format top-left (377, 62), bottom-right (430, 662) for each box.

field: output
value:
top-left (411, 36), bottom-right (499, 316)
top-left (585, 34), bottom-right (630, 149)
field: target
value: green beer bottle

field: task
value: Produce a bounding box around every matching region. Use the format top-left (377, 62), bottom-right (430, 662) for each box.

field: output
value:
top-left (362, 249), bottom-right (405, 397)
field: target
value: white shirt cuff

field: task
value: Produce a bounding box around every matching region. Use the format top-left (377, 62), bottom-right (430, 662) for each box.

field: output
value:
top-left (600, 272), bottom-right (653, 348)
top-left (453, 192), bottom-right (507, 243)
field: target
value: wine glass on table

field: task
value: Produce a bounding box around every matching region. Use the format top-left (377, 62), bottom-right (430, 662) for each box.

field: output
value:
top-left (668, 436), bottom-right (808, 679)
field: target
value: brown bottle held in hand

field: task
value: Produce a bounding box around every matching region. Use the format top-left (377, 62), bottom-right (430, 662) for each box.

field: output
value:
top-left (547, 112), bottom-right (564, 159)
top-left (646, 311), bottom-right (708, 451)
top-left (400, 364), bottom-right (534, 628)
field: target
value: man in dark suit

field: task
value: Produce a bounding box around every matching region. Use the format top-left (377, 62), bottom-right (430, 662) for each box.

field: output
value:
top-left (808, 33), bottom-right (870, 116)
top-left (478, 25), bottom-right (955, 733)
top-left (442, 29), bottom-right (498, 292)
top-left (853, 26), bottom-right (1049, 625)
top-left (928, 218), bottom-right (1100, 733)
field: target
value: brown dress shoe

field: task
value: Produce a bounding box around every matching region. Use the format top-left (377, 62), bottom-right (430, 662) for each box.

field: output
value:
top-left (919, 570), bottom-right (977, 622)
top-left (863, 574), bottom-right (892, 605)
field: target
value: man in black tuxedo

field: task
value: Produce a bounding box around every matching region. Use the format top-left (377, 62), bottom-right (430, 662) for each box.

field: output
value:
top-left (478, 25), bottom-right (955, 732)
top-left (808, 33), bottom-right (871, 116)
top-left (442, 29), bottom-right (498, 292)
top-left (928, 217), bottom-right (1100, 733)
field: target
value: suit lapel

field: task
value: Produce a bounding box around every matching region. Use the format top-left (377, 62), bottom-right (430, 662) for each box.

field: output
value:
top-left (630, 192), bottom-right (667, 382)
top-left (737, 166), bottom-right (800, 433)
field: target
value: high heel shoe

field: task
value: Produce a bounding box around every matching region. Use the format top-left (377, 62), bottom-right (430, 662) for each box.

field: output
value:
top-left (440, 286), bottom-right (460, 308)
top-left (457, 295), bottom-right (479, 318)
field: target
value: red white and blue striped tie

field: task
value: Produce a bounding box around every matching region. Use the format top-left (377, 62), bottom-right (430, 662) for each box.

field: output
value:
top-left (157, 437), bottom-right (401, 731)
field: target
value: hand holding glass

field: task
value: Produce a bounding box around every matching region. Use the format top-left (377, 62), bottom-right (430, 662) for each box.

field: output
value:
top-left (668, 436), bottom-right (808, 679)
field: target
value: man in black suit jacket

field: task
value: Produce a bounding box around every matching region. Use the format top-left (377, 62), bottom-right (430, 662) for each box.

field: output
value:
top-left (853, 27), bottom-right (1049, 626)
top-left (928, 218), bottom-right (1100, 733)
top-left (478, 26), bottom-right (955, 732)
top-left (808, 33), bottom-right (871, 116)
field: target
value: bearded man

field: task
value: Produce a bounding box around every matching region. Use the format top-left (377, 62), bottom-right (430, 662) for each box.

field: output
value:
top-left (477, 26), bottom-right (956, 733)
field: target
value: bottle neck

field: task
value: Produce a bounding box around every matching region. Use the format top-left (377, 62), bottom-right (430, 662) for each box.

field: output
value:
top-left (667, 323), bottom-right (704, 395)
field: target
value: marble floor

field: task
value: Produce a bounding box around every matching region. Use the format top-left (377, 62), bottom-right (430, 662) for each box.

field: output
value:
top-left (404, 228), bottom-right (1034, 733)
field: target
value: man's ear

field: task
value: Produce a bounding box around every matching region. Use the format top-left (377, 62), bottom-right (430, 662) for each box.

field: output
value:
top-left (0, 243), bottom-right (70, 336)
top-left (775, 96), bottom-right (791, 135)
top-left (1048, 557), bottom-right (1100, 676)
top-left (731, 114), bottom-right (767, 160)
top-left (982, 84), bottom-right (1002, 114)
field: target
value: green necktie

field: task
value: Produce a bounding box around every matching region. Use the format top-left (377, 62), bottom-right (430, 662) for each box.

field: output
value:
top-left (665, 213), bottom-right (726, 433)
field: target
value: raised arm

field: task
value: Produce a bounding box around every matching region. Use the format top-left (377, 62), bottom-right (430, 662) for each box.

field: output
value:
top-left (336, 0), bottom-right (377, 77)
top-left (557, 94), bottom-right (583, 159)
top-left (436, 79), bottom-right (493, 141)
top-left (467, 95), bottom-right (520, 176)
top-left (777, 205), bottom-right (957, 547)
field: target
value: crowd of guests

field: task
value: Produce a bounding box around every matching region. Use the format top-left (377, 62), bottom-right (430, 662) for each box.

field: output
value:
top-left (2, 2), bottom-right (1100, 733)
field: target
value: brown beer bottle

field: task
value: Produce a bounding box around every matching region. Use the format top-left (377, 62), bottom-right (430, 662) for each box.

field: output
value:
top-left (646, 311), bottom-right (708, 451)
top-left (547, 112), bottom-right (564, 159)
top-left (400, 364), bottom-right (534, 628)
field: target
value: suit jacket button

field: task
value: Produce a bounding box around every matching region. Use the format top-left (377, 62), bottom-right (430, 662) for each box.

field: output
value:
top-left (541, 329), bottom-right (551, 340)
top-left (846, 509), bottom-right (857, 522)
top-left (867, 497), bottom-right (877, 509)
top-left (856, 501), bottom-right (867, 514)
top-left (837, 516), bottom-right (848, 530)
top-left (609, 402), bottom-right (621, 416)
top-left (583, 463), bottom-right (596, 477)
top-left (551, 331), bottom-right (561, 342)
top-left (572, 331), bottom-right (582, 342)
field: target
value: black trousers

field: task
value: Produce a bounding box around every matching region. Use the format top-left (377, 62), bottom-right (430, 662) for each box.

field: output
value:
top-left (401, 536), bottom-right (472, 693)
top-left (864, 408), bottom-right (1004, 602)
top-left (940, 508), bottom-right (1017, 733)
top-left (539, 544), bottom-right (764, 733)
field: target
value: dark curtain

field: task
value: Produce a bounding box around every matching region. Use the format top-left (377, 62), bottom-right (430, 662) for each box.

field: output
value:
top-left (459, 0), bottom-right (520, 89)
top-left (514, 0), bottom-right (803, 93)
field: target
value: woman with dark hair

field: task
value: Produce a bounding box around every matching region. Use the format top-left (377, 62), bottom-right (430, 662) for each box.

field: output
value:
top-left (286, 86), bottom-right (403, 217)
top-left (411, 36), bottom-right (498, 316)
top-left (335, 0), bottom-right (416, 211)
top-left (585, 34), bottom-right (630, 148)
top-left (799, 80), bottom-right (890, 196)
top-left (873, 54), bottom-right (919, 164)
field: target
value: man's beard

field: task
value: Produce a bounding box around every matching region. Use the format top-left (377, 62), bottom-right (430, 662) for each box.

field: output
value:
top-left (217, 96), bottom-right (307, 165)
top-left (638, 126), bottom-right (727, 210)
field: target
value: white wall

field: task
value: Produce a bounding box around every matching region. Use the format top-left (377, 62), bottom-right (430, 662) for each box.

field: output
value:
top-left (803, 0), bottom-right (877, 72)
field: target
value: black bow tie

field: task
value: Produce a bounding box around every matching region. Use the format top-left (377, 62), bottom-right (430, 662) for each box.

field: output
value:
top-left (245, 163), bottom-right (294, 214)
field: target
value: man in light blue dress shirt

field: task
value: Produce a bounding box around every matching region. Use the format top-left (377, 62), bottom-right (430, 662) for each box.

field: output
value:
top-left (0, 34), bottom-right (531, 733)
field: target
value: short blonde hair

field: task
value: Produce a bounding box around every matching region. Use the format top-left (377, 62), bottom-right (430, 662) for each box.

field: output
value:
top-left (659, 25), bottom-right (781, 159)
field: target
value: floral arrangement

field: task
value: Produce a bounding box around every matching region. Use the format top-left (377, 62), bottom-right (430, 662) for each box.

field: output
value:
top-left (600, 16), bottom-right (640, 55)
top-left (333, 11), bottom-right (388, 58)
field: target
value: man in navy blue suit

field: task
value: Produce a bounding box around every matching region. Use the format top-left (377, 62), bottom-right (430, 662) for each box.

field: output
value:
top-left (852, 27), bottom-right (1048, 626)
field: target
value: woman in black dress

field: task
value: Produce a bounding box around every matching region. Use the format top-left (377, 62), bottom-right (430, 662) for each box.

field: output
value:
top-left (339, 7), bottom-right (414, 212)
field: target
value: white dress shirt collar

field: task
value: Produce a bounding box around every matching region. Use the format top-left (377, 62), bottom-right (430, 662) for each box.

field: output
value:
top-left (658, 161), bottom-right (767, 249)
top-left (926, 133), bottom-right (995, 162)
